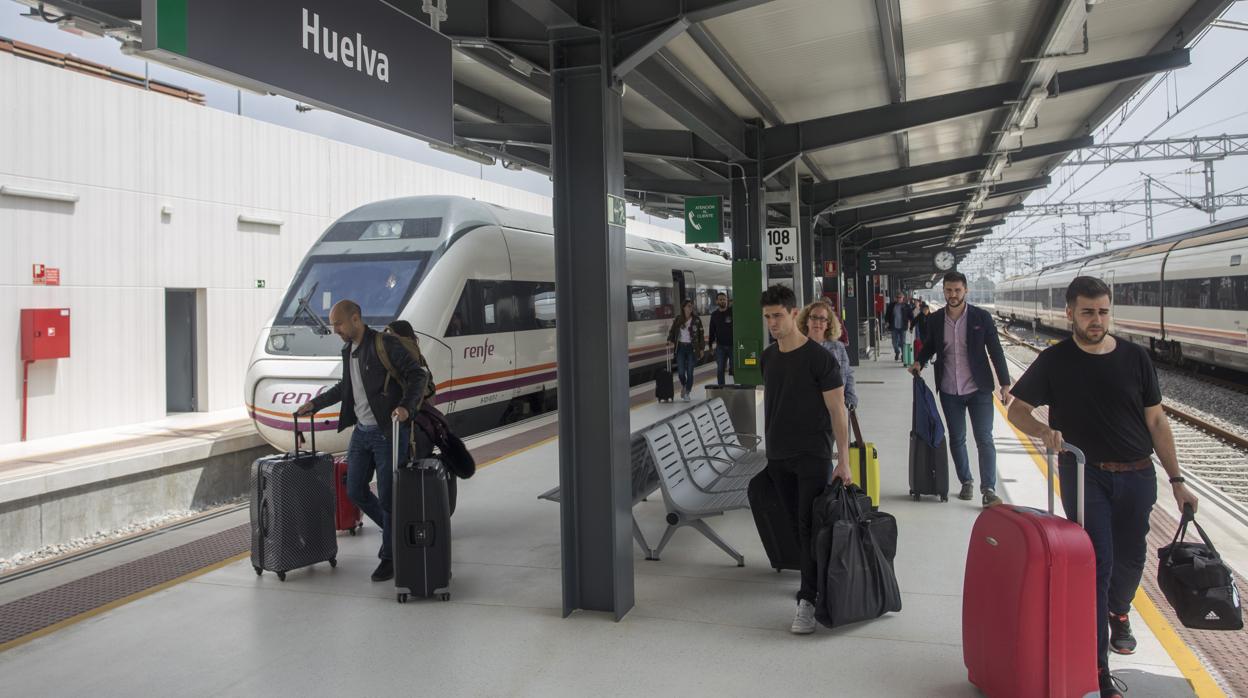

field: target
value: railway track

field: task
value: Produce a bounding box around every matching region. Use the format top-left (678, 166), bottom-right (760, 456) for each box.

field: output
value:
top-left (998, 327), bottom-right (1248, 512)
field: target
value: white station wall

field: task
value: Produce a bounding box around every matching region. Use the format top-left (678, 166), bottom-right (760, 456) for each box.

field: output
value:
top-left (0, 52), bottom-right (683, 444)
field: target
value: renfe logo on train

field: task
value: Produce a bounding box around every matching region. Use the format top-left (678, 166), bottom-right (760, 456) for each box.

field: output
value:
top-left (302, 9), bottom-right (390, 83)
top-left (464, 338), bottom-right (495, 363)
top-left (271, 384), bottom-right (329, 405)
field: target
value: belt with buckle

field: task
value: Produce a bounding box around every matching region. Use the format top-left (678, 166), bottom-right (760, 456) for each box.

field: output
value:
top-left (1091, 459), bottom-right (1152, 472)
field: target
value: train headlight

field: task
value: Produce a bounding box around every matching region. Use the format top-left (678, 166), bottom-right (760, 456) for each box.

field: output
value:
top-left (268, 333), bottom-right (289, 352)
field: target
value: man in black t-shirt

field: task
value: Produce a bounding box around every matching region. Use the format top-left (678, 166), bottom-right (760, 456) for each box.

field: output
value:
top-left (1007, 276), bottom-right (1198, 698)
top-left (758, 285), bottom-right (851, 635)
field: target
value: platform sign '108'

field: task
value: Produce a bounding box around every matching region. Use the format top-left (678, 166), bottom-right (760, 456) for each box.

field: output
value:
top-left (766, 227), bottom-right (798, 264)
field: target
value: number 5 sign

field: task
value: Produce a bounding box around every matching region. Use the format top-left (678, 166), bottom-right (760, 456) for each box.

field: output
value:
top-left (766, 227), bottom-right (798, 264)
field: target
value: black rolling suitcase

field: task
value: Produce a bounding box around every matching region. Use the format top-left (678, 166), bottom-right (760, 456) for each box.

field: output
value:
top-left (392, 417), bottom-right (452, 603)
top-left (655, 359), bottom-right (675, 403)
top-left (748, 469), bottom-right (801, 572)
top-left (908, 377), bottom-right (949, 502)
top-left (250, 414), bottom-right (338, 580)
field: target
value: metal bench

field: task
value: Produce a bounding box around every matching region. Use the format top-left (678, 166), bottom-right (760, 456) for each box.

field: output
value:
top-left (643, 420), bottom-right (748, 567)
top-left (538, 430), bottom-right (662, 559)
top-left (690, 400), bottom-right (766, 479)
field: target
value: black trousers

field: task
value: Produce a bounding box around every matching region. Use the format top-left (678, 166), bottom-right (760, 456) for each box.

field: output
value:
top-left (766, 454), bottom-right (828, 603)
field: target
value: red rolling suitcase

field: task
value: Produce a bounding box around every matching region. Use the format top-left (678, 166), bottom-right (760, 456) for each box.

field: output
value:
top-left (333, 456), bottom-right (363, 535)
top-left (963, 442), bottom-right (1098, 698)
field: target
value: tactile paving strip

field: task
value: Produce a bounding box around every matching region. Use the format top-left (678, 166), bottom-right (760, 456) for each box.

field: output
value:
top-left (1142, 511), bottom-right (1247, 697)
top-left (0, 524), bottom-right (249, 648)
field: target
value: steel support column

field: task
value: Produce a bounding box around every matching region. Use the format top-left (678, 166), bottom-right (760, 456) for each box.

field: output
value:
top-left (550, 7), bottom-right (633, 620)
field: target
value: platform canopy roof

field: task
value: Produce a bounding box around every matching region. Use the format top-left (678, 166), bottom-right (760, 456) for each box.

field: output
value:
top-left (31, 0), bottom-right (1232, 275)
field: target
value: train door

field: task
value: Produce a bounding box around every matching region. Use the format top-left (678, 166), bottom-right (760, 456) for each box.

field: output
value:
top-left (672, 269), bottom-right (694, 303)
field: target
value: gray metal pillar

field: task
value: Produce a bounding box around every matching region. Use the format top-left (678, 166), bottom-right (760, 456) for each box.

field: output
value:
top-left (550, 11), bottom-right (633, 620)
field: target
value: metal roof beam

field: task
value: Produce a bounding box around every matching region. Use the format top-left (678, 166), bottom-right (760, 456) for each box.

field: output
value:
top-left (453, 82), bottom-right (545, 124)
top-left (454, 122), bottom-right (732, 161)
top-left (849, 204), bottom-right (1023, 241)
top-left (762, 49), bottom-right (1190, 169)
top-left (624, 177), bottom-right (730, 197)
top-left (614, 19), bottom-right (692, 79)
top-left (876, 227), bottom-right (995, 251)
top-left (871, 0), bottom-right (910, 178)
top-left (807, 135), bottom-right (1091, 205)
top-left (829, 176), bottom-right (1048, 229)
top-left (625, 55), bottom-right (749, 161)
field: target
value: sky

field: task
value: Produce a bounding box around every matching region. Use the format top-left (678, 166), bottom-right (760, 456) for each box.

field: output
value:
top-left (2, 2), bottom-right (1246, 269)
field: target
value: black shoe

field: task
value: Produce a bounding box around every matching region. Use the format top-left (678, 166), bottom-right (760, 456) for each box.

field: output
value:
top-left (958, 482), bottom-right (975, 500)
top-left (1109, 613), bottom-right (1137, 654)
top-left (1099, 668), bottom-right (1127, 698)
top-left (371, 559), bottom-right (394, 582)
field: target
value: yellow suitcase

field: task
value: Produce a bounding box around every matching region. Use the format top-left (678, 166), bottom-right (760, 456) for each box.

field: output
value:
top-left (849, 411), bottom-right (880, 509)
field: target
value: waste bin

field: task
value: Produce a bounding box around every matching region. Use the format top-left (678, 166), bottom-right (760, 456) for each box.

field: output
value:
top-left (858, 321), bottom-right (872, 359)
top-left (703, 384), bottom-right (761, 436)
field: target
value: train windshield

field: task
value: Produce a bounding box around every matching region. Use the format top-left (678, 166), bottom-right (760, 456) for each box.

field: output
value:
top-left (276, 252), bottom-right (430, 327)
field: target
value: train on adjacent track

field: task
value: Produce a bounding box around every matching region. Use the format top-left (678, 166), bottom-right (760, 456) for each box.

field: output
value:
top-left (244, 195), bottom-right (733, 454)
top-left (994, 216), bottom-right (1248, 372)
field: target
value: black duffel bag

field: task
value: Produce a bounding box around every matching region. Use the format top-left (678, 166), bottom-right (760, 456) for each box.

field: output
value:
top-left (1157, 505), bottom-right (1242, 631)
top-left (813, 481), bottom-right (902, 628)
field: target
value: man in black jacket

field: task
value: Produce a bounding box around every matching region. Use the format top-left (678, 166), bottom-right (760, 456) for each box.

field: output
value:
top-left (708, 292), bottom-right (734, 386)
top-left (908, 272), bottom-right (1011, 507)
top-left (884, 291), bottom-right (911, 361)
top-left (297, 300), bottom-right (427, 582)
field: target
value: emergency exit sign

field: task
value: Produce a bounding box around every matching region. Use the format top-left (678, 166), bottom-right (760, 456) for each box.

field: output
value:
top-left (685, 195), bottom-right (722, 243)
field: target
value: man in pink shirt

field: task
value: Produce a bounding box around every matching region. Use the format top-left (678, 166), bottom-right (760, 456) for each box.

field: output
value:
top-left (908, 272), bottom-right (1012, 506)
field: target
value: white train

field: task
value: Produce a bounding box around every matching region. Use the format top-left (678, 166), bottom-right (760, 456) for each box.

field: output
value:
top-left (996, 216), bottom-right (1248, 372)
top-left (244, 195), bottom-right (733, 453)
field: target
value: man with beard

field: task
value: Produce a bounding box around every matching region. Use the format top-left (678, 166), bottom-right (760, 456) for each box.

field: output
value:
top-left (708, 292), bottom-right (734, 386)
top-left (1007, 276), bottom-right (1198, 698)
top-left (909, 271), bottom-right (1011, 506)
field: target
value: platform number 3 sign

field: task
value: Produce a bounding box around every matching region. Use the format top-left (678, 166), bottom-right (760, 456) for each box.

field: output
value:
top-left (766, 227), bottom-right (798, 264)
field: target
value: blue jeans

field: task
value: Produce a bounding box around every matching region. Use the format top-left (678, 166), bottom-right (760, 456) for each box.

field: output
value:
top-left (891, 329), bottom-right (905, 358)
top-left (714, 344), bottom-right (733, 386)
top-left (346, 422), bottom-right (408, 560)
top-left (1059, 461), bottom-right (1156, 669)
top-left (938, 390), bottom-right (997, 490)
top-left (675, 343), bottom-right (695, 394)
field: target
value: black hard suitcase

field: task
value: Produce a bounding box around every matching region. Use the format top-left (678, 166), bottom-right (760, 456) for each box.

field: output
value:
top-left (748, 469), bottom-right (801, 572)
top-left (392, 418), bottom-right (453, 603)
top-left (250, 414), bottom-right (338, 580)
top-left (655, 360), bottom-right (675, 403)
top-left (908, 423), bottom-right (949, 503)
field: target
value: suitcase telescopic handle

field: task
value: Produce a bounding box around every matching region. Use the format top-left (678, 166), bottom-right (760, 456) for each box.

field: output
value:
top-left (392, 413), bottom-right (401, 474)
top-left (1045, 442), bottom-right (1086, 527)
top-left (293, 411), bottom-right (316, 456)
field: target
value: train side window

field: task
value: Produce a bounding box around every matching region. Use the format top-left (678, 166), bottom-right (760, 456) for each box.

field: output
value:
top-left (1232, 255), bottom-right (1242, 267)
top-left (628, 286), bottom-right (653, 321)
top-left (656, 287), bottom-right (675, 319)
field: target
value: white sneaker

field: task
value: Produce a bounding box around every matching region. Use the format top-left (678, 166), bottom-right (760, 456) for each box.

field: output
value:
top-left (791, 599), bottom-right (817, 634)
top-left (681, 392), bottom-right (691, 402)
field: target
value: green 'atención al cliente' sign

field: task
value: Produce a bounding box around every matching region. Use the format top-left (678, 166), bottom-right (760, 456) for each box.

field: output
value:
top-left (685, 195), bottom-right (722, 243)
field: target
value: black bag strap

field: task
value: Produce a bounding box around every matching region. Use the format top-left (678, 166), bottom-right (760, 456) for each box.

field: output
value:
top-left (1164, 505), bottom-right (1220, 563)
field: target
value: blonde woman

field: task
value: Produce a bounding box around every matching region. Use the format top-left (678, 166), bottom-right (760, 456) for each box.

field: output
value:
top-left (797, 300), bottom-right (857, 410)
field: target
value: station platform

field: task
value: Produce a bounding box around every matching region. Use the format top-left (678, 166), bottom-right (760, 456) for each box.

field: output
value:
top-left (0, 361), bottom-right (1226, 697)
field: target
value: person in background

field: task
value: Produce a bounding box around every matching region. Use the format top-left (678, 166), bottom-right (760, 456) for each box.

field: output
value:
top-left (884, 292), bottom-right (911, 362)
top-left (708, 292), bottom-right (734, 386)
top-left (797, 299), bottom-right (857, 411)
top-left (666, 300), bottom-right (704, 402)
top-left (1007, 276), bottom-right (1199, 698)
top-left (913, 302), bottom-right (932, 355)
top-left (908, 272), bottom-right (1011, 507)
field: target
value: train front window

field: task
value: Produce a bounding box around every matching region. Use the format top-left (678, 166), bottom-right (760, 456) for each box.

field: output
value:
top-left (278, 253), bottom-right (428, 326)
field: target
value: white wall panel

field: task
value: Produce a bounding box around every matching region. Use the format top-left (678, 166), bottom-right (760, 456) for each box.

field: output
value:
top-left (0, 53), bottom-right (683, 444)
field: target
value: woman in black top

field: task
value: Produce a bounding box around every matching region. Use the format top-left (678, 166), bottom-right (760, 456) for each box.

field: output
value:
top-left (666, 300), bottom-right (704, 401)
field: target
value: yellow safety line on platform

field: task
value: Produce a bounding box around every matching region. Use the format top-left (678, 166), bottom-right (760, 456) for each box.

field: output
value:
top-left (0, 551), bottom-right (250, 654)
top-left (993, 398), bottom-right (1225, 698)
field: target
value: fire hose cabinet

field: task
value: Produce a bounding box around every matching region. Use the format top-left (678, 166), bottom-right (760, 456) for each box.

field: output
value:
top-left (21, 308), bottom-right (71, 361)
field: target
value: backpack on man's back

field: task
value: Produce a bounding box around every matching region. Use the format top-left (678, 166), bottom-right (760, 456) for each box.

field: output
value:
top-left (374, 333), bottom-right (437, 404)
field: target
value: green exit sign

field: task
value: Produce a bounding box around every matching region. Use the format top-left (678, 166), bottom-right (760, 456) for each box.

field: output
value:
top-left (685, 195), bottom-right (722, 243)
top-left (256, 279), bottom-right (266, 289)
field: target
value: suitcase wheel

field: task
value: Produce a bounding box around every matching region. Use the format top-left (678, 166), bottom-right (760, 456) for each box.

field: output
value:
top-left (911, 493), bottom-right (920, 501)
top-left (939, 495), bottom-right (948, 503)
top-left (439, 593), bottom-right (451, 602)
top-left (253, 566), bottom-right (262, 576)
top-left (329, 558), bottom-right (337, 568)
top-left (277, 571), bottom-right (287, 582)
top-left (348, 527), bottom-right (357, 536)
top-left (397, 593), bottom-right (409, 604)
